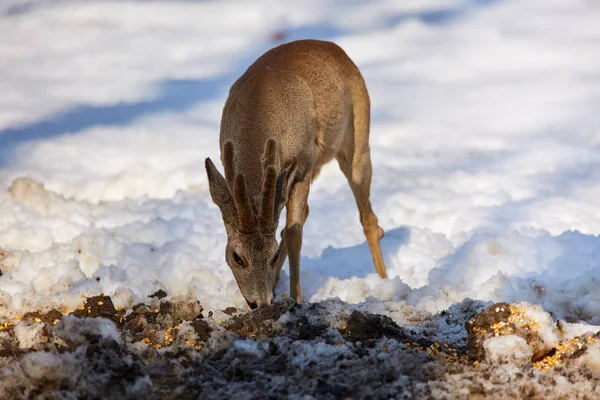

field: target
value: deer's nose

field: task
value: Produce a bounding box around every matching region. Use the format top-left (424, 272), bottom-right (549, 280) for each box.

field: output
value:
top-left (261, 293), bottom-right (274, 307)
top-left (247, 295), bottom-right (273, 310)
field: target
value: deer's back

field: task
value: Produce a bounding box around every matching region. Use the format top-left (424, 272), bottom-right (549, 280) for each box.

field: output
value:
top-left (220, 40), bottom-right (367, 193)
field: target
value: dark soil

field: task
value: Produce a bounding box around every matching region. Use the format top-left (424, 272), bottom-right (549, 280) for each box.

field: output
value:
top-left (342, 310), bottom-right (410, 343)
top-left (466, 302), bottom-right (512, 361)
top-left (71, 295), bottom-right (124, 324)
top-left (1, 296), bottom-right (600, 399)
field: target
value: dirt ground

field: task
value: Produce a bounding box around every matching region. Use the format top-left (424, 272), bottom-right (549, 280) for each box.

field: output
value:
top-left (0, 294), bottom-right (599, 399)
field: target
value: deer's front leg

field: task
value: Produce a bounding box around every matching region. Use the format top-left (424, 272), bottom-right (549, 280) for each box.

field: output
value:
top-left (283, 177), bottom-right (310, 303)
top-left (275, 228), bottom-right (288, 285)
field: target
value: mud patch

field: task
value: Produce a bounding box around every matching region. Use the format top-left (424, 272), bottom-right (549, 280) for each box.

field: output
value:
top-left (71, 295), bottom-right (123, 324)
top-left (342, 310), bottom-right (410, 343)
top-left (191, 320), bottom-right (211, 342)
top-left (225, 298), bottom-right (295, 338)
top-left (22, 309), bottom-right (63, 325)
top-left (149, 289), bottom-right (168, 299)
top-left (1, 297), bottom-right (600, 399)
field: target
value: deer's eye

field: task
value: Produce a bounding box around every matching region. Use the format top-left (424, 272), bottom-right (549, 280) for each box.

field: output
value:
top-left (232, 251), bottom-right (244, 267)
top-left (270, 250), bottom-right (280, 266)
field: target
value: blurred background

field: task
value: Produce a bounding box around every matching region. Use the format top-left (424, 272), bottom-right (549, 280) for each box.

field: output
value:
top-left (2, 0), bottom-right (598, 204)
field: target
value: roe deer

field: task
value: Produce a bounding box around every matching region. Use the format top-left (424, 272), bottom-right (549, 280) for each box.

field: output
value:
top-left (205, 39), bottom-right (387, 309)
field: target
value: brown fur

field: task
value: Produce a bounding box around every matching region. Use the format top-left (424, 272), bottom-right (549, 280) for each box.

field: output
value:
top-left (205, 39), bottom-right (387, 309)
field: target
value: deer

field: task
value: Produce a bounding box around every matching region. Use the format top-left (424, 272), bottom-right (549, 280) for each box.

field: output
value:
top-left (205, 39), bottom-right (387, 309)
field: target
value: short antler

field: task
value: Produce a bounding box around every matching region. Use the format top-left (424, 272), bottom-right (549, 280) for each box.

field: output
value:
top-left (222, 140), bottom-right (256, 233)
top-left (258, 139), bottom-right (278, 234)
top-left (233, 173), bottom-right (256, 233)
top-left (221, 138), bottom-right (295, 235)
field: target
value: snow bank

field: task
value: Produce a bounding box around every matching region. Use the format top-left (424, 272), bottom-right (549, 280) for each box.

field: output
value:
top-left (0, 0), bottom-right (600, 337)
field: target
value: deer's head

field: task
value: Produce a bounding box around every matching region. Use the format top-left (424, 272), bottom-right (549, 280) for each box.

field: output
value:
top-left (205, 139), bottom-right (295, 309)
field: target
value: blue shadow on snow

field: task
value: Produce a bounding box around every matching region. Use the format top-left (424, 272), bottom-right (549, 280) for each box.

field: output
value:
top-left (0, 78), bottom-right (228, 165)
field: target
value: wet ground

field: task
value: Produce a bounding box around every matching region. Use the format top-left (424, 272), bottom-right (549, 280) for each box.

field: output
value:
top-left (0, 294), bottom-right (599, 399)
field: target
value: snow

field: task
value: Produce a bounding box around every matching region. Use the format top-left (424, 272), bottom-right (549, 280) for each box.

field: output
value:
top-left (483, 335), bottom-right (532, 365)
top-left (290, 341), bottom-right (351, 369)
top-left (0, 0), bottom-right (600, 352)
top-left (13, 321), bottom-right (47, 349)
top-left (232, 338), bottom-right (267, 357)
top-left (55, 314), bottom-right (122, 345)
top-left (518, 302), bottom-right (559, 347)
top-left (585, 342), bottom-right (600, 373)
top-left (18, 352), bottom-right (71, 381)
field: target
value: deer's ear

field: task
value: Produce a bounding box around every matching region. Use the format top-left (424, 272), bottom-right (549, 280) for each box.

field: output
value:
top-left (205, 157), bottom-right (237, 226)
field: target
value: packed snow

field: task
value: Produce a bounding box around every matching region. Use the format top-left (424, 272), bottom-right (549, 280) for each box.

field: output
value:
top-left (1, 0), bottom-right (600, 383)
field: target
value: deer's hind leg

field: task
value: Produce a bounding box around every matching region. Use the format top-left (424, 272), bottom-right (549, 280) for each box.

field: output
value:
top-left (336, 95), bottom-right (387, 279)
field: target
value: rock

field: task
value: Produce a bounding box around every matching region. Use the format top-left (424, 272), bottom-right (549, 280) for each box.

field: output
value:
top-left (466, 302), bottom-right (512, 361)
top-left (171, 297), bottom-right (203, 321)
top-left (466, 302), bottom-right (559, 365)
top-left (342, 310), bottom-right (410, 343)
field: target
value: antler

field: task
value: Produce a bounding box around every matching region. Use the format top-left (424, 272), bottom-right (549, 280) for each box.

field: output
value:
top-left (221, 138), bottom-right (295, 235)
top-left (233, 173), bottom-right (256, 233)
top-left (258, 139), bottom-right (277, 233)
top-left (258, 139), bottom-right (298, 234)
top-left (223, 140), bottom-right (256, 233)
